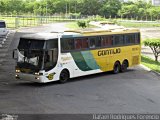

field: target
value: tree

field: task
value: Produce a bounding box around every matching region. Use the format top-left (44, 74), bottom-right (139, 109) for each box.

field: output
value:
top-left (80, 0), bottom-right (102, 15)
top-left (118, 4), bottom-right (138, 18)
top-left (77, 20), bottom-right (87, 28)
top-left (101, 0), bottom-right (122, 18)
top-left (143, 39), bottom-right (160, 61)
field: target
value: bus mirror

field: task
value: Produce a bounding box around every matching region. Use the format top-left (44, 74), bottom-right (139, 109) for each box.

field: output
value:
top-left (13, 49), bottom-right (18, 60)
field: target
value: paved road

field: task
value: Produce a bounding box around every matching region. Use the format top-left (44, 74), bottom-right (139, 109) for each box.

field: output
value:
top-left (0, 25), bottom-right (160, 117)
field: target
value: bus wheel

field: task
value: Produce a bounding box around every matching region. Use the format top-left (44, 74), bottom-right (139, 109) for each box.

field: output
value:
top-left (59, 70), bottom-right (69, 83)
top-left (121, 60), bottom-right (128, 72)
top-left (113, 62), bottom-right (120, 74)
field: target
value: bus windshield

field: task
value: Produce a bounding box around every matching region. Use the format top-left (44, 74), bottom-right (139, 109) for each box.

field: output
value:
top-left (17, 38), bottom-right (58, 72)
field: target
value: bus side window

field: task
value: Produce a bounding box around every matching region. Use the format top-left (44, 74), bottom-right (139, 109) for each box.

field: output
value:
top-left (45, 49), bottom-right (58, 71)
top-left (89, 37), bottom-right (96, 48)
top-left (135, 33), bottom-right (140, 44)
top-left (101, 36), bottom-right (113, 47)
top-left (101, 36), bottom-right (107, 47)
top-left (125, 34), bottom-right (135, 44)
top-left (75, 39), bottom-right (82, 49)
top-left (61, 39), bottom-right (74, 51)
top-left (82, 38), bottom-right (89, 49)
top-left (108, 36), bottom-right (113, 46)
top-left (114, 35), bottom-right (124, 46)
top-left (130, 34), bottom-right (135, 44)
top-left (96, 37), bottom-right (101, 47)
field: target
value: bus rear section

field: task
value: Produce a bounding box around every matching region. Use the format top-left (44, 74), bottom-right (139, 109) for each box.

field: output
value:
top-left (60, 30), bottom-right (141, 79)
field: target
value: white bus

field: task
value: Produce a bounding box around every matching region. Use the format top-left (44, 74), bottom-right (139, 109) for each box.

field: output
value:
top-left (13, 28), bottom-right (141, 83)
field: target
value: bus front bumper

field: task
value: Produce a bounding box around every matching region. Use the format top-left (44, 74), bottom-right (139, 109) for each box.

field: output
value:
top-left (15, 73), bottom-right (47, 83)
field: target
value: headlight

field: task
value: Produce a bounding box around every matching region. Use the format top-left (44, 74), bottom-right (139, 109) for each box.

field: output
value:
top-left (35, 77), bottom-right (40, 80)
top-left (35, 72), bottom-right (39, 75)
top-left (15, 74), bottom-right (20, 79)
top-left (16, 69), bottom-right (20, 73)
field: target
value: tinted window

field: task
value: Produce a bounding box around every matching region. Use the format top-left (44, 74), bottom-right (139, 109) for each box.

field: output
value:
top-left (114, 35), bottom-right (124, 46)
top-left (18, 39), bottom-right (45, 50)
top-left (46, 39), bottom-right (58, 50)
top-left (101, 36), bottom-right (113, 47)
top-left (89, 37), bottom-right (96, 48)
top-left (96, 37), bottom-right (101, 47)
top-left (44, 49), bottom-right (58, 71)
top-left (135, 33), bottom-right (140, 44)
top-left (75, 38), bottom-right (82, 49)
top-left (82, 38), bottom-right (89, 49)
top-left (0, 22), bottom-right (6, 28)
top-left (125, 34), bottom-right (135, 44)
top-left (61, 39), bottom-right (74, 51)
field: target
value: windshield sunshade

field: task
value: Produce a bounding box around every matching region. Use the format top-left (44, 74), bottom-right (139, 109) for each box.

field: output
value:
top-left (18, 38), bottom-right (45, 50)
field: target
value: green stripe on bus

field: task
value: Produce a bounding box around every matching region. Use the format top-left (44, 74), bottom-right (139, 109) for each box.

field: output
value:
top-left (81, 51), bottom-right (100, 70)
top-left (71, 52), bottom-right (92, 71)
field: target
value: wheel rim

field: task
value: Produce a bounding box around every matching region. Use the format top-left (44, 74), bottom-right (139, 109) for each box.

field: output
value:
top-left (115, 64), bottom-right (119, 73)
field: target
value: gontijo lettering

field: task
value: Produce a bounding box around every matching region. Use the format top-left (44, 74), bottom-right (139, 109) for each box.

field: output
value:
top-left (98, 48), bottom-right (121, 56)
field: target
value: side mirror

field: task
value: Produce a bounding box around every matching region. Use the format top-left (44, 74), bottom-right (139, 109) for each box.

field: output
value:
top-left (13, 49), bottom-right (18, 60)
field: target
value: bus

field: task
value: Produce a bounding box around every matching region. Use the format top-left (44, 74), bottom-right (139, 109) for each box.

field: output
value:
top-left (13, 28), bottom-right (141, 83)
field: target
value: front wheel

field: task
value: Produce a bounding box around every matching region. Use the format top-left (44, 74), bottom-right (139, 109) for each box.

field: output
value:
top-left (113, 62), bottom-right (120, 74)
top-left (59, 70), bottom-right (69, 83)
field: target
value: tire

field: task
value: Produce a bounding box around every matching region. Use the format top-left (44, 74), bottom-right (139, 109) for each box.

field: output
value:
top-left (113, 62), bottom-right (120, 74)
top-left (59, 70), bottom-right (69, 83)
top-left (121, 60), bottom-right (128, 72)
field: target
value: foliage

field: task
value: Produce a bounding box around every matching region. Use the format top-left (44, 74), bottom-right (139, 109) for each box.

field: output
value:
top-left (0, 0), bottom-right (160, 20)
top-left (143, 39), bottom-right (160, 61)
top-left (66, 22), bottom-right (97, 29)
top-left (100, 0), bottom-right (122, 17)
top-left (77, 20), bottom-right (87, 28)
top-left (118, 22), bottom-right (160, 28)
top-left (69, 13), bottom-right (81, 19)
top-left (88, 15), bottom-right (106, 21)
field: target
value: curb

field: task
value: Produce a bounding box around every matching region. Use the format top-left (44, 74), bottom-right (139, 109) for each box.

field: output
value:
top-left (140, 64), bottom-right (160, 76)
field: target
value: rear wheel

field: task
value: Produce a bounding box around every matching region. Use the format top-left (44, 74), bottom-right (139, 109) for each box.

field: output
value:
top-left (121, 60), bottom-right (128, 72)
top-left (113, 62), bottom-right (120, 74)
top-left (59, 70), bottom-right (69, 83)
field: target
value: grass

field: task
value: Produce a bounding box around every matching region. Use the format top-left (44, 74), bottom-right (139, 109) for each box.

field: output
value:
top-left (65, 22), bottom-right (80, 29)
top-left (141, 55), bottom-right (160, 73)
top-left (1, 15), bottom-right (160, 29)
top-left (118, 21), bottom-right (160, 28)
top-left (0, 16), bottom-right (77, 28)
top-left (65, 22), bottom-right (98, 29)
top-left (66, 20), bottom-right (160, 29)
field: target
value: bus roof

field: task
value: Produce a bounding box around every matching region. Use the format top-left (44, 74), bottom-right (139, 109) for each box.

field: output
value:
top-left (21, 33), bottom-right (59, 40)
top-left (21, 28), bottom-right (140, 40)
top-left (64, 28), bottom-right (140, 36)
top-left (21, 32), bottom-right (83, 40)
